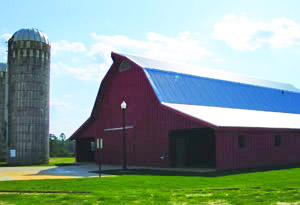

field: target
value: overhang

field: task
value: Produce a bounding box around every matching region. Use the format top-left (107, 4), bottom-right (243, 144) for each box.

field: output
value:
top-left (163, 103), bottom-right (300, 130)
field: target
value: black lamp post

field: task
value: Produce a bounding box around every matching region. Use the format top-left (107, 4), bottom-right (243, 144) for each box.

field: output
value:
top-left (121, 101), bottom-right (127, 170)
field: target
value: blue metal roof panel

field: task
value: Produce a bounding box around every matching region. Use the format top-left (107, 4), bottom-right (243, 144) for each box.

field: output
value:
top-left (121, 53), bottom-right (300, 93)
top-left (144, 68), bottom-right (300, 114)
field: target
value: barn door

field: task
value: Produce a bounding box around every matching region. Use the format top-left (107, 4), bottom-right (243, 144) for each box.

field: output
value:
top-left (175, 137), bottom-right (186, 167)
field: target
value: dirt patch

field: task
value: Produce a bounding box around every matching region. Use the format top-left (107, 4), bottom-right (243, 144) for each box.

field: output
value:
top-left (185, 193), bottom-right (212, 197)
top-left (207, 200), bottom-right (230, 205)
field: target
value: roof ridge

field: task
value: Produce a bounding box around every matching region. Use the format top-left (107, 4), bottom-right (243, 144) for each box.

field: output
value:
top-left (115, 52), bottom-right (300, 93)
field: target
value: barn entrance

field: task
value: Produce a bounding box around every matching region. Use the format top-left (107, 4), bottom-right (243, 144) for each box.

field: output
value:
top-left (75, 138), bottom-right (95, 162)
top-left (169, 128), bottom-right (216, 168)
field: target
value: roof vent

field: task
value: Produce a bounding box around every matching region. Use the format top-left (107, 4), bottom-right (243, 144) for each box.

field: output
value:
top-left (119, 60), bottom-right (131, 72)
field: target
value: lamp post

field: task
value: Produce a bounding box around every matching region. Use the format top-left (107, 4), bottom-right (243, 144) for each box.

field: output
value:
top-left (97, 138), bottom-right (103, 177)
top-left (121, 101), bottom-right (127, 170)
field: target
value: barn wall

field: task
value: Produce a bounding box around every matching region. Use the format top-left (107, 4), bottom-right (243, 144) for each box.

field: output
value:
top-left (93, 58), bottom-right (207, 167)
top-left (76, 119), bottom-right (98, 140)
top-left (216, 129), bottom-right (300, 170)
top-left (75, 53), bottom-right (300, 170)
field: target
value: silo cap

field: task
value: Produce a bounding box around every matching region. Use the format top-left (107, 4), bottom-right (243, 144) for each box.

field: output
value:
top-left (11, 28), bottom-right (50, 45)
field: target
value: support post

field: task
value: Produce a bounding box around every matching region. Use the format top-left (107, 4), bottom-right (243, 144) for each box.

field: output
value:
top-left (122, 108), bottom-right (127, 170)
top-left (97, 138), bottom-right (101, 177)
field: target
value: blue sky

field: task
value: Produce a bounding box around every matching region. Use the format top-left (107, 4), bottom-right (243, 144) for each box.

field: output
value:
top-left (1, 0), bottom-right (300, 138)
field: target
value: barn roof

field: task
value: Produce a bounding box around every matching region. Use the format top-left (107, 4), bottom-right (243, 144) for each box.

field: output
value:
top-left (163, 103), bottom-right (300, 129)
top-left (122, 53), bottom-right (300, 93)
top-left (117, 52), bottom-right (300, 129)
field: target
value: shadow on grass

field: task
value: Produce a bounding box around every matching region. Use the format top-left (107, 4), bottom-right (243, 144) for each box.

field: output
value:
top-left (91, 164), bottom-right (300, 177)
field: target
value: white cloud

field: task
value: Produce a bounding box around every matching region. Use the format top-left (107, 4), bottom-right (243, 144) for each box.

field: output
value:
top-left (213, 58), bottom-right (224, 63)
top-left (50, 31), bottom-right (213, 83)
top-left (0, 46), bottom-right (6, 62)
top-left (89, 31), bottom-right (212, 65)
top-left (1, 33), bottom-right (12, 41)
top-left (50, 98), bottom-right (74, 111)
top-left (52, 40), bottom-right (87, 55)
top-left (56, 61), bottom-right (107, 82)
top-left (212, 14), bottom-right (300, 50)
top-left (0, 33), bottom-right (11, 62)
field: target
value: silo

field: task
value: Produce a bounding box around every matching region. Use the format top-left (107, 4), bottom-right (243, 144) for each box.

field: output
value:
top-left (7, 28), bottom-right (50, 165)
top-left (0, 63), bottom-right (7, 161)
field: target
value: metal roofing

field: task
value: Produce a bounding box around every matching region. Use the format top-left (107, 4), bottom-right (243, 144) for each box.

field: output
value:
top-left (163, 103), bottom-right (300, 129)
top-left (11, 28), bottom-right (50, 44)
top-left (144, 68), bottom-right (300, 114)
top-left (0, 63), bottom-right (7, 72)
top-left (122, 53), bottom-right (300, 93)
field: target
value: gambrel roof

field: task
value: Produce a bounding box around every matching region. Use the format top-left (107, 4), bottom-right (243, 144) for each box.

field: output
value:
top-left (117, 52), bottom-right (300, 129)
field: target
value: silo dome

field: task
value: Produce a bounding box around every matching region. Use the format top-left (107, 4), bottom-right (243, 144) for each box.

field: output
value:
top-left (11, 28), bottom-right (50, 45)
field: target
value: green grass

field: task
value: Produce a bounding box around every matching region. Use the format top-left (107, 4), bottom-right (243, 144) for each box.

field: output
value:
top-left (1, 166), bottom-right (300, 204)
top-left (47, 157), bottom-right (76, 166)
top-left (0, 157), bottom-right (75, 167)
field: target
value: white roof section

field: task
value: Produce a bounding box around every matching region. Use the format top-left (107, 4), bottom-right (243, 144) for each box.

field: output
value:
top-left (11, 28), bottom-right (50, 45)
top-left (118, 53), bottom-right (300, 93)
top-left (163, 103), bottom-right (300, 129)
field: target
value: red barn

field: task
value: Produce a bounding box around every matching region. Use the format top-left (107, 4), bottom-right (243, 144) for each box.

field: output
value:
top-left (70, 52), bottom-right (300, 170)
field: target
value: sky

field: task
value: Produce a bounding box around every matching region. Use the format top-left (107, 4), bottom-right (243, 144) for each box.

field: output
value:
top-left (1, 0), bottom-right (300, 138)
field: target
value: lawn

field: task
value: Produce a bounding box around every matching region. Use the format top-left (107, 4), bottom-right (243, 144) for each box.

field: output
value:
top-left (0, 157), bottom-right (75, 167)
top-left (1, 166), bottom-right (300, 204)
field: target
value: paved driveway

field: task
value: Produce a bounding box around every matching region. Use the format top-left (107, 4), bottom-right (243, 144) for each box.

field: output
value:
top-left (0, 163), bottom-right (112, 181)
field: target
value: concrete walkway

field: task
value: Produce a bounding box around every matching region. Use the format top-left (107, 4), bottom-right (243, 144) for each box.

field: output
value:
top-left (0, 163), bottom-right (111, 181)
top-left (0, 163), bottom-right (216, 181)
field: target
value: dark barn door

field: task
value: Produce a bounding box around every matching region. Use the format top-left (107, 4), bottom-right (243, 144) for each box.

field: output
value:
top-left (76, 138), bottom-right (95, 162)
top-left (169, 128), bottom-right (216, 168)
top-left (175, 137), bottom-right (186, 167)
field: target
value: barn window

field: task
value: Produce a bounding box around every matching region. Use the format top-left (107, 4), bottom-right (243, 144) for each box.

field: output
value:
top-left (119, 60), bottom-right (131, 72)
top-left (90, 141), bottom-right (95, 151)
top-left (238, 135), bottom-right (246, 148)
top-left (274, 135), bottom-right (281, 146)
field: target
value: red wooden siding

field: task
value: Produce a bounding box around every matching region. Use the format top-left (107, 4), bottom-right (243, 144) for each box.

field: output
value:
top-left (91, 58), bottom-right (208, 167)
top-left (216, 129), bottom-right (300, 170)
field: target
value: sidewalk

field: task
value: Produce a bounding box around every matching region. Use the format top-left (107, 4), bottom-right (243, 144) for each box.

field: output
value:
top-left (0, 163), bottom-right (110, 181)
top-left (0, 163), bottom-right (216, 181)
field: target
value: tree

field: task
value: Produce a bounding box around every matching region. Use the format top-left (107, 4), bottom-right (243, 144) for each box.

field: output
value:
top-left (49, 133), bottom-right (57, 141)
top-left (59, 133), bottom-right (66, 142)
top-left (48, 133), bottom-right (74, 157)
top-left (49, 133), bottom-right (58, 157)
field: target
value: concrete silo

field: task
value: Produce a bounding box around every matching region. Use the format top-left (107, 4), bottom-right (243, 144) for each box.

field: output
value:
top-left (7, 28), bottom-right (50, 165)
top-left (0, 63), bottom-right (7, 161)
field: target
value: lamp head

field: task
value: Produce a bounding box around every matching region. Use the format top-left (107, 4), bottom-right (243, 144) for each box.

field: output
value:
top-left (121, 101), bottom-right (127, 109)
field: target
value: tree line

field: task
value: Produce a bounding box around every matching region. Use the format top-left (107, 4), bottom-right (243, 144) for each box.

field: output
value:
top-left (49, 133), bottom-right (75, 157)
